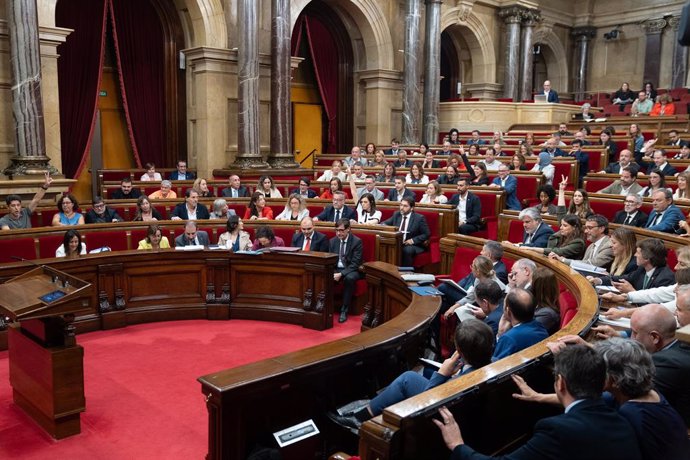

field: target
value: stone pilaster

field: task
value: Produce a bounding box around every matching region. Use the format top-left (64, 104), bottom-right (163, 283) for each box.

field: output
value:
top-left (402, 0), bottom-right (422, 145)
top-left (498, 6), bottom-right (523, 102)
top-left (640, 18), bottom-right (667, 88)
top-left (571, 26), bottom-right (596, 102)
top-left (519, 10), bottom-right (541, 102)
top-left (669, 16), bottom-right (688, 89)
top-left (233, 0), bottom-right (267, 168)
top-left (422, 0), bottom-right (443, 145)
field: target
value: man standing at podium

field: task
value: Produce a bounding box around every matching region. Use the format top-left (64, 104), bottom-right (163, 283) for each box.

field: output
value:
top-left (1, 172), bottom-right (52, 230)
top-left (329, 218), bottom-right (363, 323)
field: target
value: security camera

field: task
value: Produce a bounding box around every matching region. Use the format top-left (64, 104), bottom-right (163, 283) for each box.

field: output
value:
top-left (604, 27), bottom-right (622, 40)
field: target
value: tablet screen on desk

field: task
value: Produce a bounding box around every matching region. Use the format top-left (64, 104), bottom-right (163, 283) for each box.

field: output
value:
top-left (39, 290), bottom-right (66, 304)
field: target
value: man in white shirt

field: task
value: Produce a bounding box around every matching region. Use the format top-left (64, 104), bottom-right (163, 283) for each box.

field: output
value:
top-left (481, 148), bottom-right (501, 171)
top-left (554, 215), bottom-right (613, 269)
top-left (598, 166), bottom-right (643, 195)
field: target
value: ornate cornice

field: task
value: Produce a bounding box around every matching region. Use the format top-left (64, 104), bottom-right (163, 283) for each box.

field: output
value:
top-left (498, 5), bottom-right (541, 25)
top-left (668, 15), bottom-right (681, 31)
top-left (641, 18), bottom-right (667, 34)
top-left (571, 26), bottom-right (596, 40)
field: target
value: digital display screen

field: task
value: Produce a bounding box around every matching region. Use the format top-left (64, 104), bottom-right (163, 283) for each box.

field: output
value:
top-left (39, 290), bottom-right (66, 304)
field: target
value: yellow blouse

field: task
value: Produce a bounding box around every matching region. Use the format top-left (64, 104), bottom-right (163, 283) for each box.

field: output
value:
top-left (137, 236), bottom-right (171, 250)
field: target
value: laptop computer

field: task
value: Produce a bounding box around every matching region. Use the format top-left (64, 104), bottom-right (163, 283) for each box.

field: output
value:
top-left (534, 94), bottom-right (547, 103)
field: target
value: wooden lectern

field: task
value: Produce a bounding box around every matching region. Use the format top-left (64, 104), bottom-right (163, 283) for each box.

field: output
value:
top-left (0, 266), bottom-right (91, 439)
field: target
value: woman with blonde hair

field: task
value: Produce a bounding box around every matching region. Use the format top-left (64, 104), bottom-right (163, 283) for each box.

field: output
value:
top-left (587, 227), bottom-right (638, 285)
top-left (673, 170), bottom-right (689, 201)
top-left (443, 255), bottom-right (506, 317)
top-left (275, 193), bottom-right (309, 221)
top-left (420, 180), bottom-right (448, 204)
top-left (193, 178), bottom-right (214, 197)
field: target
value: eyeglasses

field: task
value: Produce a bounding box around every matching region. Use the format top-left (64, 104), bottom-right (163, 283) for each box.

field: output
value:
top-left (624, 200), bottom-right (638, 205)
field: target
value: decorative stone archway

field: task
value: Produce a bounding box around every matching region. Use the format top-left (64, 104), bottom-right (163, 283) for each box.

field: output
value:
top-left (534, 27), bottom-right (569, 95)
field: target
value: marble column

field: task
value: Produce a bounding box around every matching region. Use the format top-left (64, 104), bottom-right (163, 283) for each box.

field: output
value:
top-left (4, 0), bottom-right (56, 176)
top-left (498, 7), bottom-right (522, 101)
top-left (402, 0), bottom-right (422, 145)
top-left (571, 27), bottom-right (596, 102)
top-left (233, 0), bottom-right (268, 168)
top-left (518, 10), bottom-right (540, 102)
top-left (422, 0), bottom-right (443, 145)
top-left (641, 18), bottom-right (667, 88)
top-left (267, 0), bottom-right (297, 168)
top-left (669, 16), bottom-right (688, 89)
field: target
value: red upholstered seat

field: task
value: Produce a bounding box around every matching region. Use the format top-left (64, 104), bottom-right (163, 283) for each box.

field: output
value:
top-left (0, 237), bottom-right (36, 262)
top-left (83, 230), bottom-right (129, 252)
top-left (37, 234), bottom-right (65, 259)
top-left (559, 290), bottom-right (578, 327)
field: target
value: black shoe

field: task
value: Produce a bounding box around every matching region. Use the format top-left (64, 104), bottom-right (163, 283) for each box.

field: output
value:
top-left (339, 310), bottom-right (348, 323)
top-left (327, 411), bottom-right (361, 434)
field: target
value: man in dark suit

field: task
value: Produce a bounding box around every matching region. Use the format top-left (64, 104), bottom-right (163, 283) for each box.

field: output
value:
top-left (291, 217), bottom-right (329, 252)
top-left (290, 177), bottom-right (318, 199)
top-left (314, 191), bottom-right (356, 223)
top-left (386, 177), bottom-right (416, 202)
top-left (392, 150), bottom-right (412, 168)
top-left (613, 194), bottom-right (648, 227)
top-left (448, 178), bottom-right (482, 235)
top-left (611, 238), bottom-right (675, 294)
top-left (645, 189), bottom-right (686, 233)
top-left (85, 196), bottom-right (124, 224)
top-left (110, 177), bottom-right (142, 200)
top-left (170, 189), bottom-right (211, 220)
top-left (382, 197), bottom-right (430, 267)
top-left (541, 79), bottom-right (559, 103)
top-left (516, 208), bottom-right (554, 248)
top-left (651, 149), bottom-right (678, 177)
top-left (221, 174), bottom-right (250, 198)
top-left (329, 218), bottom-right (363, 323)
top-left (174, 220), bottom-right (211, 247)
top-left (436, 343), bottom-right (643, 460)
top-left (601, 149), bottom-right (641, 175)
top-left (491, 289), bottom-right (548, 360)
top-left (167, 160), bottom-right (196, 181)
top-left (384, 138), bottom-right (400, 156)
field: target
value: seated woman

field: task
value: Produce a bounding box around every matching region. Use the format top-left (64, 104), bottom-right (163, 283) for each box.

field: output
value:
top-left (522, 131), bottom-right (535, 147)
top-left (256, 175), bottom-right (283, 199)
top-left (317, 160), bottom-right (347, 182)
top-left (419, 180), bottom-right (448, 205)
top-left (555, 176), bottom-right (593, 219)
top-left (137, 224), bottom-right (171, 250)
top-left (519, 143), bottom-right (534, 158)
top-left (244, 192), bottom-right (274, 220)
top-left (530, 152), bottom-right (555, 185)
top-left (320, 178), bottom-right (344, 200)
top-left (140, 162), bottom-right (162, 181)
top-left (209, 198), bottom-right (234, 220)
top-left (132, 195), bottom-right (163, 221)
top-left (437, 165), bottom-right (460, 185)
top-left (467, 144), bottom-right (480, 156)
top-left (600, 129), bottom-right (618, 159)
top-left (370, 149), bottom-right (387, 167)
top-left (530, 267), bottom-right (561, 334)
top-left (405, 163), bottom-right (429, 185)
top-left (510, 152), bottom-right (527, 171)
top-left (354, 192), bottom-right (381, 225)
top-left (674, 170), bottom-right (690, 201)
top-left (530, 184), bottom-right (558, 215)
top-left (523, 214), bottom-right (585, 261)
top-left (470, 162), bottom-right (489, 186)
top-left (587, 226), bottom-right (638, 287)
top-left (55, 229), bottom-right (87, 258)
top-left (193, 178), bottom-right (214, 198)
top-left (275, 193), bottom-right (309, 221)
top-left (612, 82), bottom-right (636, 105)
top-left (251, 225), bottom-right (285, 250)
top-left (52, 194), bottom-right (85, 226)
top-left (638, 168), bottom-right (669, 197)
top-left (218, 215), bottom-right (252, 251)
top-left (572, 102), bottom-right (594, 121)
top-left (443, 256), bottom-right (507, 317)
top-left (375, 163), bottom-right (396, 183)
top-left (650, 93), bottom-right (676, 117)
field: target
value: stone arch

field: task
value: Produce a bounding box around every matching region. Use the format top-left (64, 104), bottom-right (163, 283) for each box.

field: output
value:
top-left (292, 0), bottom-right (394, 69)
top-left (176, 0), bottom-right (226, 48)
top-left (440, 9), bottom-right (497, 84)
top-left (533, 28), bottom-right (569, 93)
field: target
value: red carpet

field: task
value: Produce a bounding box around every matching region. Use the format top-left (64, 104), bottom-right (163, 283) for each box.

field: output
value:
top-left (0, 317), bottom-right (361, 459)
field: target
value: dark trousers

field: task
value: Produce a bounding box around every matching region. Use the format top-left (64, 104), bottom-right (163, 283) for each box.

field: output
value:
top-left (402, 244), bottom-right (425, 267)
top-left (336, 269), bottom-right (362, 312)
top-left (458, 223), bottom-right (480, 235)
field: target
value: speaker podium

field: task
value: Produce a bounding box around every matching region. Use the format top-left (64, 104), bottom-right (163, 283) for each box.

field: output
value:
top-left (0, 266), bottom-right (92, 439)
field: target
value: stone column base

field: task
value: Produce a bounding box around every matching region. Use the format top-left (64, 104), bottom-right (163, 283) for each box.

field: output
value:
top-left (3, 155), bottom-right (59, 177)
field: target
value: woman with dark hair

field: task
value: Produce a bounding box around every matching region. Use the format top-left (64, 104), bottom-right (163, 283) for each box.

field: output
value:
top-left (52, 194), bottom-right (85, 226)
top-left (638, 168), bottom-right (668, 197)
top-left (320, 178), bottom-right (344, 200)
top-left (251, 225), bottom-right (285, 250)
top-left (218, 215), bottom-right (252, 251)
top-left (55, 229), bottom-right (86, 258)
top-left (141, 162), bottom-right (162, 181)
top-left (447, 128), bottom-right (460, 145)
top-left (354, 193), bottom-right (381, 225)
top-left (612, 82), bottom-right (635, 105)
top-left (643, 81), bottom-right (657, 101)
top-left (510, 153), bottom-right (527, 171)
top-left (555, 176), bottom-right (593, 219)
top-left (471, 163), bottom-right (489, 186)
top-left (530, 267), bottom-right (561, 334)
top-left (406, 163), bottom-right (429, 184)
top-left (137, 224), bottom-right (170, 250)
top-left (467, 144), bottom-right (480, 156)
top-left (420, 180), bottom-right (448, 204)
top-left (600, 130), bottom-right (618, 159)
top-left (364, 142), bottom-right (376, 157)
top-left (531, 184), bottom-right (558, 215)
top-left (133, 195), bottom-right (163, 221)
top-left (256, 175), bottom-right (282, 199)
top-left (375, 163), bottom-right (397, 183)
top-left (244, 192), bottom-right (274, 220)
top-left (525, 214), bottom-right (585, 261)
top-left (437, 165), bottom-right (459, 185)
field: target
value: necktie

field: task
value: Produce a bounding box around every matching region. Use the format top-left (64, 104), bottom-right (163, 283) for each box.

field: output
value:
top-left (525, 233), bottom-right (532, 244)
top-left (233, 189), bottom-right (238, 198)
top-left (339, 240), bottom-right (346, 265)
top-left (400, 215), bottom-right (408, 238)
top-left (335, 209), bottom-right (341, 222)
top-left (304, 236), bottom-right (311, 251)
top-left (624, 214), bottom-right (632, 225)
top-left (643, 274), bottom-right (651, 289)
top-left (651, 213), bottom-right (662, 227)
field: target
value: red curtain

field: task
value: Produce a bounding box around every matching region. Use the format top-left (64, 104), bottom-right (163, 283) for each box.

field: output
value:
top-left (56, 0), bottom-right (107, 178)
top-left (109, 0), bottom-right (167, 168)
top-left (303, 17), bottom-right (339, 153)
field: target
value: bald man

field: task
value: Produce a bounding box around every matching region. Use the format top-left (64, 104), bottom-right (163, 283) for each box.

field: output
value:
top-left (675, 284), bottom-right (690, 327)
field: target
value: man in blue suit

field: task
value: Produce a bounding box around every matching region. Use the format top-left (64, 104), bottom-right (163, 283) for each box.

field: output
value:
top-left (167, 160), bottom-right (196, 181)
top-left (516, 208), bottom-right (554, 248)
top-left (435, 344), bottom-right (642, 460)
top-left (489, 164), bottom-right (521, 210)
top-left (541, 79), bottom-right (559, 103)
top-left (491, 288), bottom-right (548, 360)
top-left (314, 191), bottom-right (356, 223)
top-left (448, 178), bottom-right (482, 235)
top-left (645, 189), bottom-right (686, 233)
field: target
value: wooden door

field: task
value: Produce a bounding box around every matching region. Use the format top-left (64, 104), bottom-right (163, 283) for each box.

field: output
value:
top-left (293, 103), bottom-right (323, 168)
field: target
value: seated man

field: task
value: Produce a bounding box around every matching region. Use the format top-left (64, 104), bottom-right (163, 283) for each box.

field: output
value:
top-left (290, 177), bottom-right (318, 199)
top-left (0, 172), bottom-right (52, 230)
top-left (448, 178), bottom-right (482, 235)
top-left (170, 189), bottom-right (210, 220)
top-left (601, 149), bottom-right (640, 175)
top-left (331, 318), bottom-right (494, 430)
top-left (436, 345), bottom-right (643, 459)
top-left (563, 139), bottom-right (589, 186)
top-left (174, 220), bottom-right (210, 247)
top-left (382, 197), bottom-right (430, 267)
top-left (349, 174), bottom-right (384, 201)
top-left (507, 258), bottom-right (536, 291)
top-left (613, 194), bottom-right (648, 227)
top-left (480, 147), bottom-right (501, 171)
top-left (111, 177), bottom-right (142, 200)
top-left (392, 150), bottom-right (412, 168)
top-left (385, 176), bottom-right (416, 202)
top-left (448, 280), bottom-right (506, 336)
top-left (342, 146), bottom-right (367, 167)
top-left (651, 149), bottom-right (678, 177)
top-left (492, 288), bottom-right (548, 360)
top-left (221, 174), bottom-right (250, 198)
top-left (385, 138), bottom-right (401, 156)
top-left (631, 91), bottom-right (653, 116)
top-left (167, 160), bottom-right (195, 181)
top-left (329, 218), bottom-right (363, 323)
top-left (314, 191), bottom-right (356, 223)
top-left (148, 180), bottom-right (177, 200)
top-left (598, 166), bottom-right (643, 195)
top-left (511, 208), bottom-right (554, 248)
top-left (555, 215), bottom-right (614, 270)
top-left (540, 137), bottom-right (564, 158)
top-left (645, 189), bottom-right (686, 233)
top-left (85, 196), bottom-right (124, 224)
top-left (291, 217), bottom-right (329, 252)
top-left (489, 164), bottom-right (521, 210)
top-left (466, 130), bottom-right (486, 145)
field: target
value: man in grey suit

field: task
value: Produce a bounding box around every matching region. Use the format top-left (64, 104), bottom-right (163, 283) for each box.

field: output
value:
top-left (174, 220), bottom-right (211, 247)
top-left (351, 175), bottom-right (385, 201)
top-left (554, 215), bottom-right (614, 270)
top-left (597, 167), bottom-right (643, 195)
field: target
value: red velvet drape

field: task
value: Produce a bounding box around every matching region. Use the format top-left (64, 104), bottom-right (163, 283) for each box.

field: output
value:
top-left (56, 0), bottom-right (107, 178)
top-left (303, 17), bottom-right (339, 153)
top-left (109, 0), bottom-right (167, 168)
